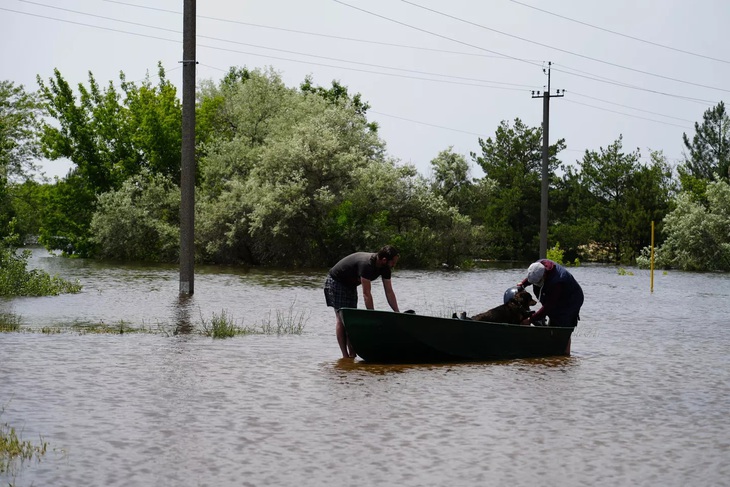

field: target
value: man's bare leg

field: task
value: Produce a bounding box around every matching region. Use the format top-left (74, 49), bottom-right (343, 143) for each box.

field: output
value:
top-left (335, 310), bottom-right (351, 358)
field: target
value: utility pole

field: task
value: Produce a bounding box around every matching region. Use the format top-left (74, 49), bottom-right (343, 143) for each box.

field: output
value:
top-left (531, 62), bottom-right (563, 259)
top-left (179, 0), bottom-right (196, 295)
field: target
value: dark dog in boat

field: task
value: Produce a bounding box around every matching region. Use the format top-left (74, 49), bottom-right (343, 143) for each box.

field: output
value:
top-left (469, 290), bottom-right (537, 324)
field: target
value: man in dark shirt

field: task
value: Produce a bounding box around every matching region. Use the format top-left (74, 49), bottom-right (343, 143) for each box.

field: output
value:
top-left (518, 259), bottom-right (584, 354)
top-left (324, 245), bottom-right (400, 358)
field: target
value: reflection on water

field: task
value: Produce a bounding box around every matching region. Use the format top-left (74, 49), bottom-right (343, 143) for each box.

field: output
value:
top-left (331, 355), bottom-right (579, 376)
top-left (172, 294), bottom-right (196, 334)
top-left (1, 249), bottom-right (729, 486)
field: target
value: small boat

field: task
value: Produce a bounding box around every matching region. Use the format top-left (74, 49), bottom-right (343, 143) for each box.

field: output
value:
top-left (340, 308), bottom-right (574, 363)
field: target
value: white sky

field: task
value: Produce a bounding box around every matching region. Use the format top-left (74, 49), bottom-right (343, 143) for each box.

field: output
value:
top-left (1, 0), bottom-right (728, 180)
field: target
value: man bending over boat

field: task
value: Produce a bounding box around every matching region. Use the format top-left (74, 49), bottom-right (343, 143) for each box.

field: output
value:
top-left (324, 245), bottom-right (401, 358)
top-left (518, 259), bottom-right (584, 354)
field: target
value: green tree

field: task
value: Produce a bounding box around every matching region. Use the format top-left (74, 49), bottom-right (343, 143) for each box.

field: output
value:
top-left (299, 75), bottom-right (374, 130)
top-left (90, 172), bottom-right (180, 262)
top-left (37, 69), bottom-right (135, 193)
top-left (471, 118), bottom-right (565, 260)
top-left (197, 68), bottom-right (386, 265)
top-left (429, 147), bottom-right (472, 211)
top-left (561, 137), bottom-right (674, 263)
top-left (640, 179), bottom-right (730, 271)
top-left (0, 80), bottom-right (43, 182)
top-left (679, 101), bottom-right (730, 197)
top-left (37, 175), bottom-right (96, 255)
top-left (0, 81), bottom-right (43, 241)
top-left (122, 65), bottom-right (182, 182)
top-left (35, 65), bottom-right (181, 255)
top-left (196, 67), bottom-right (480, 267)
top-left (550, 164), bottom-right (599, 262)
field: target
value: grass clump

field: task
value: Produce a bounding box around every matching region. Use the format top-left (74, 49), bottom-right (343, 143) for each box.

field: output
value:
top-left (0, 409), bottom-right (48, 476)
top-left (200, 310), bottom-right (245, 338)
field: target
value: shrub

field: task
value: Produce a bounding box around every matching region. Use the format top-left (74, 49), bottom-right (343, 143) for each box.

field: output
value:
top-left (0, 247), bottom-right (82, 296)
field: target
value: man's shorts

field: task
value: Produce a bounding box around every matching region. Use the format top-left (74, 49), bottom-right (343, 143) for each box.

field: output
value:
top-left (324, 275), bottom-right (357, 310)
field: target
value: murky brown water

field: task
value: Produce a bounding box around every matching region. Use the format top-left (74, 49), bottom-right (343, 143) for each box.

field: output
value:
top-left (1, 249), bottom-right (729, 486)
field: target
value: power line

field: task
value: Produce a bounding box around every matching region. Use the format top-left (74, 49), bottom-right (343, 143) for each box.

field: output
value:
top-left (3, 5), bottom-right (534, 91)
top-left (334, 1), bottom-right (722, 105)
top-left (333, 0), bottom-right (542, 69)
top-left (101, 0), bottom-right (541, 62)
top-left (3, 2), bottom-right (709, 134)
top-left (399, 0), bottom-right (730, 94)
top-left (552, 65), bottom-right (718, 105)
top-left (0, 6), bottom-right (179, 44)
top-left (14, 1), bottom-right (536, 90)
top-left (509, 0), bottom-right (730, 65)
top-left (563, 99), bottom-right (693, 129)
top-left (198, 43), bottom-right (531, 91)
top-left (197, 60), bottom-right (689, 137)
top-left (19, 0), bottom-right (720, 106)
top-left (569, 91), bottom-right (696, 123)
top-left (369, 110), bottom-right (483, 136)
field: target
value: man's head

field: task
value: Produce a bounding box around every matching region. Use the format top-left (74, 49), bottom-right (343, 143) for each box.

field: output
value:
top-left (527, 262), bottom-right (546, 286)
top-left (376, 245), bottom-right (400, 268)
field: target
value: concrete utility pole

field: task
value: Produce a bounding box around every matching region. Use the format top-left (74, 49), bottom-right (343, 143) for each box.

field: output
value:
top-left (531, 62), bottom-right (563, 259)
top-left (179, 0), bottom-right (196, 295)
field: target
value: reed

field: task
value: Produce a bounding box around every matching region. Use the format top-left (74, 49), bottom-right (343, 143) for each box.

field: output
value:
top-left (257, 304), bottom-right (308, 335)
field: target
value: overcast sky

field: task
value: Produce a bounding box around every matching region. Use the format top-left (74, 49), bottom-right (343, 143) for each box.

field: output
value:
top-left (2, 0), bottom-right (728, 180)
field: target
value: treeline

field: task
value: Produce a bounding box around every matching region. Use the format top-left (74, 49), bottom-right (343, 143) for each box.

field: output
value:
top-left (1, 65), bottom-right (729, 270)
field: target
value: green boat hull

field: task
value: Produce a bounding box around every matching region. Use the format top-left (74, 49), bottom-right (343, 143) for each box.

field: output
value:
top-left (340, 308), bottom-right (574, 363)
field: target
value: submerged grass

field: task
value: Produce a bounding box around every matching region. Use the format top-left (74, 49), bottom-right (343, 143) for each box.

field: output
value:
top-left (0, 306), bottom-right (309, 338)
top-left (260, 304), bottom-right (308, 335)
top-left (0, 312), bottom-right (22, 332)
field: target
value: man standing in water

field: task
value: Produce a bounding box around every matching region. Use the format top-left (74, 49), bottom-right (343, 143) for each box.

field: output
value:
top-left (324, 245), bottom-right (401, 358)
top-left (518, 259), bottom-right (584, 354)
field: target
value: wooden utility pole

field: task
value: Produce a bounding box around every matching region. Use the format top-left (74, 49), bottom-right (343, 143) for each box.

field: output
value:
top-left (179, 0), bottom-right (196, 295)
top-left (531, 62), bottom-right (563, 259)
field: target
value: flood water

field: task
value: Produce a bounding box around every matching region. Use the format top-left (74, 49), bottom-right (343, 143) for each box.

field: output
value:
top-left (1, 248), bottom-right (729, 486)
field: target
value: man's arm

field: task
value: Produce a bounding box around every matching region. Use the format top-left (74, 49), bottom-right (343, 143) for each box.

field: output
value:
top-left (361, 278), bottom-right (374, 309)
top-left (382, 278), bottom-right (399, 312)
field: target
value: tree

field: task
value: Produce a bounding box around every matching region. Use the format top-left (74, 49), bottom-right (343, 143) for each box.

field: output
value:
top-left (641, 179), bottom-right (730, 271)
top-left (561, 137), bottom-right (675, 263)
top-left (195, 68), bottom-right (483, 267)
top-left (121, 65), bottom-right (182, 183)
top-left (0, 81), bottom-right (43, 241)
top-left (196, 68), bottom-right (383, 265)
top-left (90, 172), bottom-right (180, 262)
top-left (429, 147), bottom-right (473, 211)
top-left (299, 75), bottom-right (375, 131)
top-left (471, 118), bottom-right (565, 260)
top-left (35, 65), bottom-right (181, 255)
top-left (679, 101), bottom-right (730, 197)
top-left (0, 80), bottom-right (43, 182)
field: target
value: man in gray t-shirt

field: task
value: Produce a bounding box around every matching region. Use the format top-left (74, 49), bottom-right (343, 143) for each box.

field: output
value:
top-left (324, 245), bottom-right (400, 358)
